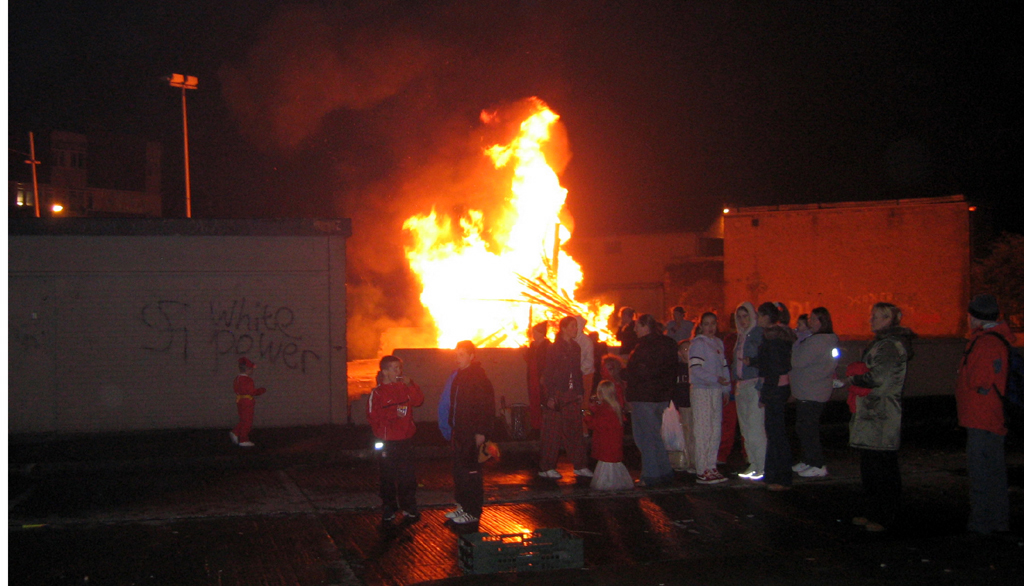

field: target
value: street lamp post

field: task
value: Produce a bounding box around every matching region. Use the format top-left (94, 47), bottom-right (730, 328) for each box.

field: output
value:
top-left (25, 132), bottom-right (41, 217)
top-left (167, 74), bottom-right (198, 218)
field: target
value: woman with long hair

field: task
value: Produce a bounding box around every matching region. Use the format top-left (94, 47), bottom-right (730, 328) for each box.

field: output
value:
top-left (790, 307), bottom-right (840, 478)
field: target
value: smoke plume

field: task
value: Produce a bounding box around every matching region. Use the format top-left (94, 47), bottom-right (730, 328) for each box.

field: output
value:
top-left (218, 1), bottom-right (575, 358)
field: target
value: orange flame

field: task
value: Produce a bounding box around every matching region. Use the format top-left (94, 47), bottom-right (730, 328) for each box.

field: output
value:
top-left (403, 99), bottom-right (614, 349)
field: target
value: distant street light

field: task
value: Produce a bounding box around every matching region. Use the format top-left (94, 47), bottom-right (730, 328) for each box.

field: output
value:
top-left (167, 74), bottom-right (198, 218)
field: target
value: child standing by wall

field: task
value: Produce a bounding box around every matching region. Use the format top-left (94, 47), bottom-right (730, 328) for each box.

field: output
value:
top-left (585, 380), bottom-right (634, 490)
top-left (368, 355), bottom-right (424, 523)
top-left (231, 357), bottom-right (266, 448)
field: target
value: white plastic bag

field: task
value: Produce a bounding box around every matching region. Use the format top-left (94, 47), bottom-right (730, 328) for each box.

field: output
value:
top-left (661, 401), bottom-right (685, 451)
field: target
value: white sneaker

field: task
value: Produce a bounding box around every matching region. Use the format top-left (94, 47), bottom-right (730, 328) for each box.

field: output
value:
top-left (791, 462), bottom-right (810, 473)
top-left (229, 432), bottom-right (239, 445)
top-left (452, 511), bottom-right (479, 524)
top-left (538, 469), bottom-right (562, 479)
top-left (798, 465), bottom-right (828, 478)
top-left (239, 441), bottom-right (255, 447)
top-left (738, 466), bottom-right (764, 480)
top-left (574, 468), bottom-right (594, 478)
top-left (444, 506), bottom-right (464, 519)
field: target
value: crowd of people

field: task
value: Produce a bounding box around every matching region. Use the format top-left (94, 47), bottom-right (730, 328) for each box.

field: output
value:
top-left (360, 295), bottom-right (1014, 538)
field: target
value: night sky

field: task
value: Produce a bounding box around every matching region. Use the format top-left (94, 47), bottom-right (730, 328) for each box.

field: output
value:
top-left (8, 0), bottom-right (1021, 354)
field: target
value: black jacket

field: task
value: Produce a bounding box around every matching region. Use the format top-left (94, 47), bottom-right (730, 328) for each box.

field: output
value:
top-left (753, 324), bottom-right (796, 390)
top-left (542, 337), bottom-right (584, 406)
top-left (449, 361), bottom-right (496, 441)
top-left (624, 333), bottom-right (678, 403)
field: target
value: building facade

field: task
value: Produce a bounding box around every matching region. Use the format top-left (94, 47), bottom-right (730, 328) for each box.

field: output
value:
top-left (723, 195), bottom-right (971, 338)
top-left (9, 130), bottom-right (162, 217)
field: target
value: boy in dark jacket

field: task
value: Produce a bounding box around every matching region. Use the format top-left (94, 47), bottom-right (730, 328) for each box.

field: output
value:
top-left (444, 340), bottom-right (496, 525)
top-left (368, 355), bottom-right (424, 523)
top-left (538, 316), bottom-right (592, 479)
top-left (750, 303), bottom-right (796, 491)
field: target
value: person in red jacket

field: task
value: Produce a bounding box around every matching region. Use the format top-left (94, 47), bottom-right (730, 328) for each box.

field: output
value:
top-left (956, 294), bottom-right (1016, 536)
top-left (368, 355), bottom-right (425, 523)
top-left (585, 380), bottom-right (634, 490)
top-left (230, 357), bottom-right (266, 447)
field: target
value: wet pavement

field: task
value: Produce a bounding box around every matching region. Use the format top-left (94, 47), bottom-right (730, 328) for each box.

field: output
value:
top-left (8, 398), bottom-right (1024, 585)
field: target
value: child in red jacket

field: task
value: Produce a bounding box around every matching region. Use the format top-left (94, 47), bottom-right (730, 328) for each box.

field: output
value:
top-left (368, 355), bottom-right (424, 523)
top-left (585, 380), bottom-right (634, 490)
top-left (231, 357), bottom-right (266, 447)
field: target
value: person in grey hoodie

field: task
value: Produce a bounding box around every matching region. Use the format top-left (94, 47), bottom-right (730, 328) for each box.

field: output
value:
top-left (732, 302), bottom-right (767, 480)
top-left (790, 307), bottom-right (840, 478)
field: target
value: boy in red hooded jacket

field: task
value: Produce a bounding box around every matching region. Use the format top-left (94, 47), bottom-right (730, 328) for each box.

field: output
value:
top-left (231, 357), bottom-right (266, 447)
top-left (368, 355), bottom-right (424, 523)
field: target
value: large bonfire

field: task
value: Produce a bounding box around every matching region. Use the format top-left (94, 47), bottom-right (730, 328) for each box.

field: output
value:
top-left (402, 98), bottom-right (613, 349)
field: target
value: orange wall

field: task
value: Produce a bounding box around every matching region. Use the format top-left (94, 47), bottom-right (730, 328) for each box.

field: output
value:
top-left (724, 199), bottom-right (971, 338)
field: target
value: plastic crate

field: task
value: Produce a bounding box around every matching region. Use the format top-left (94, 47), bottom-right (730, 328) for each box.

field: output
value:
top-left (458, 529), bottom-right (584, 575)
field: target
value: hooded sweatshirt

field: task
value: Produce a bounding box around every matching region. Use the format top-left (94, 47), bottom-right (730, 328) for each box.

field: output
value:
top-left (574, 315), bottom-right (595, 376)
top-left (732, 302), bottom-right (763, 381)
top-left (689, 333), bottom-right (730, 391)
top-left (790, 331), bottom-right (841, 402)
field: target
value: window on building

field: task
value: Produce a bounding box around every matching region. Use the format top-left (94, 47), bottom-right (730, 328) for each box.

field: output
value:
top-left (16, 186), bottom-right (33, 207)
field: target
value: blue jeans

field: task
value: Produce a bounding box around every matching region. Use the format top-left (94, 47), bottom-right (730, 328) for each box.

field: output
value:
top-left (631, 401), bottom-right (673, 484)
top-left (966, 428), bottom-right (1009, 534)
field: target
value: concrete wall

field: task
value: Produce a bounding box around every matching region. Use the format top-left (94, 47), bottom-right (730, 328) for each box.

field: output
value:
top-left (8, 218), bottom-right (351, 434)
top-left (724, 196), bottom-right (971, 338)
top-left (834, 338), bottom-right (965, 398)
top-left (346, 337), bottom-right (966, 427)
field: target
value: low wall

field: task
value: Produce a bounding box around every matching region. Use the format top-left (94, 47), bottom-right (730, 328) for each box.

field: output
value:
top-left (348, 338), bottom-right (968, 425)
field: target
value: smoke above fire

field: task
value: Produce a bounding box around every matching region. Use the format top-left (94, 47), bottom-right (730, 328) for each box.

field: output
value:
top-left (219, 5), bottom-right (435, 155)
top-left (217, 2), bottom-right (584, 358)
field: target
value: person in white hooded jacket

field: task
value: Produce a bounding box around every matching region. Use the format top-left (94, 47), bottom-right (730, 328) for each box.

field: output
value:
top-left (574, 315), bottom-right (596, 394)
top-left (732, 302), bottom-right (767, 480)
top-left (789, 306), bottom-right (840, 478)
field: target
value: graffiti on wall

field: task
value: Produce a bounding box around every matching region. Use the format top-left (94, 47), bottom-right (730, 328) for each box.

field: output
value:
top-left (782, 292), bottom-right (942, 335)
top-left (141, 300), bottom-right (191, 360)
top-left (140, 297), bottom-right (322, 373)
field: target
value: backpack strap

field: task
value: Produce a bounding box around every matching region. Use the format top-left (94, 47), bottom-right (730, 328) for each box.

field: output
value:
top-left (962, 330), bottom-right (1007, 361)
